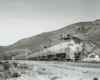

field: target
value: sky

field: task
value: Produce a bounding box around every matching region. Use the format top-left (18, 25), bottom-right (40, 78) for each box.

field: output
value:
top-left (0, 0), bottom-right (100, 46)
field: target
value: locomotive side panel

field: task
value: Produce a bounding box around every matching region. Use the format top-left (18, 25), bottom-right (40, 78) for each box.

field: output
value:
top-left (23, 38), bottom-right (83, 61)
top-left (47, 42), bottom-right (68, 53)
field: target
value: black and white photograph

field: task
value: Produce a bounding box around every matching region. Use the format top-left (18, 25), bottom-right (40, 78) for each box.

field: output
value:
top-left (0, 0), bottom-right (100, 80)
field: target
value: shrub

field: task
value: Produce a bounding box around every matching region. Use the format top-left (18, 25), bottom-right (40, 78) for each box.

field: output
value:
top-left (12, 62), bottom-right (18, 68)
top-left (0, 72), bottom-right (4, 78)
top-left (0, 67), bottom-right (3, 72)
top-left (0, 61), bottom-right (3, 64)
top-left (3, 61), bottom-right (10, 71)
top-left (10, 71), bottom-right (20, 78)
top-left (18, 63), bottom-right (29, 69)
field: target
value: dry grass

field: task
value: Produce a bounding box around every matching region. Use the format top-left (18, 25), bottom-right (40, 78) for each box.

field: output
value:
top-left (0, 61), bottom-right (32, 80)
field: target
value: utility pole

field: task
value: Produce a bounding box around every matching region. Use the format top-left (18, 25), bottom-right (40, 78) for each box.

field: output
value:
top-left (0, 47), bottom-right (4, 60)
top-left (45, 46), bottom-right (47, 56)
top-left (60, 32), bottom-right (62, 53)
top-left (26, 49), bottom-right (28, 61)
top-left (80, 27), bottom-right (85, 60)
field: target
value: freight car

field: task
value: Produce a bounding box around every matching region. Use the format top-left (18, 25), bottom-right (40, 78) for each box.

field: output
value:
top-left (23, 35), bottom-right (84, 61)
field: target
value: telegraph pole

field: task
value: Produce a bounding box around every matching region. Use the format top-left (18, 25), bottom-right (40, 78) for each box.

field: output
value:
top-left (0, 47), bottom-right (4, 60)
top-left (45, 46), bottom-right (47, 56)
top-left (60, 32), bottom-right (62, 53)
top-left (26, 49), bottom-right (28, 61)
top-left (80, 27), bottom-right (85, 60)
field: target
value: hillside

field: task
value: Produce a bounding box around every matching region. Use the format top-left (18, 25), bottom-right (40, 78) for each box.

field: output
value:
top-left (1, 19), bottom-right (100, 58)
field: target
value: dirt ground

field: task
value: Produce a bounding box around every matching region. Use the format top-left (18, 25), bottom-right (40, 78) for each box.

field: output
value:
top-left (6, 61), bottom-right (100, 80)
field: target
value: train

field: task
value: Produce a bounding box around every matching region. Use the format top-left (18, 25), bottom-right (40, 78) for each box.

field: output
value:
top-left (15, 35), bottom-right (84, 61)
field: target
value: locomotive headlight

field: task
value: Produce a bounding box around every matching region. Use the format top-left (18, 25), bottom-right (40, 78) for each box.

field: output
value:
top-left (69, 46), bottom-right (76, 54)
top-left (70, 43), bottom-right (82, 53)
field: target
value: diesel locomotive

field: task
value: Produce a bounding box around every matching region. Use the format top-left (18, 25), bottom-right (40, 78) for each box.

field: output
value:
top-left (15, 35), bottom-right (84, 61)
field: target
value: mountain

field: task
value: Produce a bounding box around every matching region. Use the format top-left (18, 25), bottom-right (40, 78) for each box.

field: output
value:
top-left (1, 19), bottom-right (100, 58)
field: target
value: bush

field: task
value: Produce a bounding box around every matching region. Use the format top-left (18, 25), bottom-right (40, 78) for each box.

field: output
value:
top-left (10, 71), bottom-right (20, 78)
top-left (18, 63), bottom-right (29, 69)
top-left (12, 62), bottom-right (18, 68)
top-left (3, 61), bottom-right (10, 71)
top-left (0, 72), bottom-right (5, 78)
top-left (0, 61), bottom-right (3, 64)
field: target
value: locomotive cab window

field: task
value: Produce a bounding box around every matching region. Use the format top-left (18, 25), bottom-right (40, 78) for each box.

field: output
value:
top-left (68, 44), bottom-right (74, 46)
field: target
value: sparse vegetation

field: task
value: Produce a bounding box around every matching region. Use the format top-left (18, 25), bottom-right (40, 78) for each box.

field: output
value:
top-left (3, 61), bottom-right (10, 71)
top-left (51, 76), bottom-right (58, 80)
top-left (18, 63), bottom-right (29, 69)
top-left (10, 70), bottom-right (20, 78)
top-left (0, 61), bottom-right (3, 64)
top-left (12, 62), bottom-right (18, 68)
top-left (0, 61), bottom-right (32, 80)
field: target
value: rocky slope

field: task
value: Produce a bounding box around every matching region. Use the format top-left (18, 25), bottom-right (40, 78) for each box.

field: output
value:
top-left (1, 19), bottom-right (100, 58)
